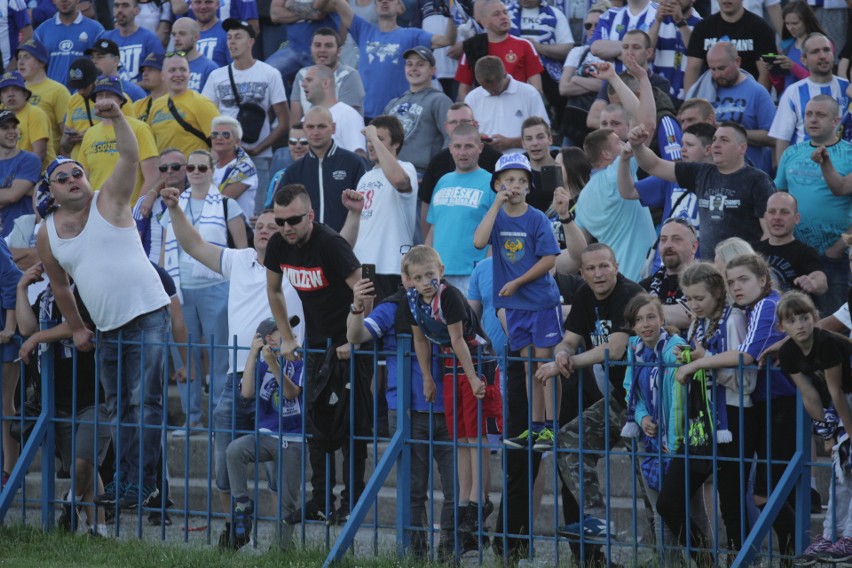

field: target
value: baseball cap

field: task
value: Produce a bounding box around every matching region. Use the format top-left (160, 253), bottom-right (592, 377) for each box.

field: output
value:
top-left (403, 46), bottom-right (436, 66)
top-left (68, 57), bottom-right (98, 90)
top-left (0, 71), bottom-right (31, 99)
top-left (84, 39), bottom-right (120, 57)
top-left (255, 318), bottom-right (279, 339)
top-left (139, 52), bottom-right (164, 72)
top-left (491, 153), bottom-right (532, 192)
top-left (0, 110), bottom-right (20, 126)
top-left (16, 39), bottom-right (48, 64)
top-left (222, 18), bottom-right (256, 38)
top-left (89, 75), bottom-right (127, 106)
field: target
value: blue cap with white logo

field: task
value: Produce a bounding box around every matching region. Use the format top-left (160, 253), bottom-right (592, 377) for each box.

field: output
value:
top-left (491, 153), bottom-right (532, 192)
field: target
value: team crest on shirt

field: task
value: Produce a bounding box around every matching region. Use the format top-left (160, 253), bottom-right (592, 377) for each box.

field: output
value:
top-left (505, 50), bottom-right (517, 63)
top-left (59, 40), bottom-right (74, 52)
top-left (501, 236), bottom-right (525, 263)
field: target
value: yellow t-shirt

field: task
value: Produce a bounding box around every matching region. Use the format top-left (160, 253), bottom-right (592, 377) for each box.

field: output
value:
top-left (134, 94), bottom-right (163, 123)
top-left (16, 103), bottom-right (55, 170)
top-left (147, 89), bottom-right (218, 157)
top-left (77, 117), bottom-right (159, 203)
top-left (63, 93), bottom-right (137, 160)
top-left (26, 78), bottom-right (70, 156)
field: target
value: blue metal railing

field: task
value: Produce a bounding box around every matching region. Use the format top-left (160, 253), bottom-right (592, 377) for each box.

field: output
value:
top-left (0, 332), bottom-right (826, 567)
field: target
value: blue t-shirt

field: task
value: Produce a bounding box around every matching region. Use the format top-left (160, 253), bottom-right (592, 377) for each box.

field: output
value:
top-left (103, 27), bottom-right (165, 83)
top-left (0, 239), bottom-right (22, 337)
top-left (188, 55), bottom-right (219, 92)
top-left (427, 168), bottom-right (494, 276)
top-left (286, 14), bottom-right (341, 54)
top-left (120, 78), bottom-right (147, 101)
top-left (575, 157), bottom-right (657, 281)
top-left (740, 291), bottom-right (796, 402)
top-left (35, 13), bottom-right (104, 84)
top-left (712, 78), bottom-right (775, 174)
top-left (198, 24), bottom-right (231, 67)
top-left (0, 151), bottom-right (41, 238)
top-left (489, 206), bottom-right (560, 311)
top-left (249, 358), bottom-right (305, 435)
top-left (364, 298), bottom-right (444, 413)
top-left (348, 15), bottom-right (432, 118)
top-left (635, 175), bottom-right (701, 271)
top-left (775, 139), bottom-right (852, 256)
top-left (467, 257), bottom-right (508, 357)
top-left (0, 0), bottom-right (30, 70)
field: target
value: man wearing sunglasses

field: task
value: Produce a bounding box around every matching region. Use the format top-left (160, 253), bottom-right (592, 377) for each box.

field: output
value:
top-left (38, 97), bottom-right (173, 511)
top-left (133, 148), bottom-right (188, 263)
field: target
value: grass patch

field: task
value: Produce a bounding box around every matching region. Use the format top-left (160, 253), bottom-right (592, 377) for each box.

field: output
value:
top-left (0, 524), bottom-right (444, 568)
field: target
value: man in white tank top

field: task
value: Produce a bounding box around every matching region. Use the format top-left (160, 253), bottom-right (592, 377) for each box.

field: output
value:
top-left (37, 98), bottom-right (172, 510)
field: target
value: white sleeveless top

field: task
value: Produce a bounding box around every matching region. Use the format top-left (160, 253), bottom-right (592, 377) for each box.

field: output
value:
top-left (46, 192), bottom-right (171, 331)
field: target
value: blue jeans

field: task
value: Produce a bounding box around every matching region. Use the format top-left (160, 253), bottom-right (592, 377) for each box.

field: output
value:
top-left (252, 156), bottom-right (271, 217)
top-left (98, 307), bottom-right (170, 487)
top-left (389, 409), bottom-right (455, 530)
top-left (180, 281), bottom-right (230, 424)
top-left (819, 254), bottom-right (850, 317)
top-left (264, 47), bottom-right (313, 96)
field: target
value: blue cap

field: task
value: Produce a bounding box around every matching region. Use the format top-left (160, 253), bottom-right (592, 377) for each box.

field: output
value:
top-left (491, 153), bottom-right (532, 192)
top-left (90, 75), bottom-right (127, 106)
top-left (139, 52), bottom-right (164, 71)
top-left (0, 71), bottom-right (31, 99)
top-left (16, 39), bottom-right (48, 64)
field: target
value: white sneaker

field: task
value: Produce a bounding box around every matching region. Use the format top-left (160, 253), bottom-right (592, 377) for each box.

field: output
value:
top-left (171, 422), bottom-right (202, 437)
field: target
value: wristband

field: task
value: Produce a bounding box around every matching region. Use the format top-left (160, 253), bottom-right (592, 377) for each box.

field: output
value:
top-left (559, 211), bottom-right (574, 224)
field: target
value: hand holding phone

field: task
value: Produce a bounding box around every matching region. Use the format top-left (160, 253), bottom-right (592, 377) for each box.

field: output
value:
top-left (541, 165), bottom-right (564, 194)
top-left (361, 264), bottom-right (376, 296)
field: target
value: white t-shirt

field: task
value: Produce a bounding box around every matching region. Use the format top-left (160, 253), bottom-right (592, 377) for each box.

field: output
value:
top-left (563, 45), bottom-right (603, 70)
top-left (214, 158), bottom-right (259, 218)
top-left (352, 161), bottom-right (418, 275)
top-left (832, 302), bottom-right (852, 337)
top-left (220, 247), bottom-right (305, 373)
top-left (330, 101), bottom-right (366, 154)
top-left (201, 60), bottom-right (287, 158)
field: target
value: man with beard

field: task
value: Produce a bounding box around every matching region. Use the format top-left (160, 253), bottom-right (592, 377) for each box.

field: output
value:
top-left (639, 216), bottom-right (697, 330)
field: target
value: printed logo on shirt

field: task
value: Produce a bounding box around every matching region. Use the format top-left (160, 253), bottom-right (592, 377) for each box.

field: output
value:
top-left (89, 140), bottom-right (118, 154)
top-left (714, 96), bottom-right (747, 124)
top-left (214, 81), bottom-right (270, 108)
top-left (332, 170), bottom-right (346, 180)
top-left (699, 191), bottom-right (742, 221)
top-left (703, 37), bottom-right (753, 53)
top-left (59, 39), bottom-right (74, 52)
top-left (505, 50), bottom-right (518, 64)
top-left (366, 41), bottom-right (400, 64)
top-left (79, 32), bottom-right (89, 43)
top-left (389, 101), bottom-right (423, 136)
top-left (500, 231), bottom-right (526, 263)
top-left (282, 264), bottom-right (329, 291)
top-left (196, 38), bottom-right (220, 61)
top-left (432, 186), bottom-right (485, 208)
top-left (357, 183), bottom-right (378, 219)
top-left (29, 95), bottom-right (41, 106)
top-left (591, 318), bottom-right (613, 347)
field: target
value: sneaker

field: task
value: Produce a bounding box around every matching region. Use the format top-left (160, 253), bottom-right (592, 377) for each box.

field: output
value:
top-left (58, 491), bottom-right (85, 533)
top-left (823, 536), bottom-right (852, 562)
top-left (217, 525), bottom-right (250, 551)
top-left (233, 499), bottom-right (254, 542)
top-left (278, 520), bottom-right (295, 552)
top-left (557, 516), bottom-right (612, 541)
top-left (334, 505), bottom-right (350, 526)
top-left (532, 427), bottom-right (556, 452)
top-left (147, 511), bottom-right (172, 526)
top-left (93, 476), bottom-right (124, 506)
top-left (282, 501), bottom-right (329, 524)
top-left (86, 524), bottom-right (109, 538)
top-left (795, 535), bottom-right (832, 566)
top-left (504, 430), bottom-right (534, 450)
top-left (437, 529), bottom-right (455, 563)
top-left (810, 488), bottom-right (823, 514)
top-left (117, 483), bottom-right (159, 509)
top-left (172, 421), bottom-right (203, 437)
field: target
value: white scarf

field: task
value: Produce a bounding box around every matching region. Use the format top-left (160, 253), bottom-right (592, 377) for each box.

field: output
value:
top-left (162, 184), bottom-right (228, 299)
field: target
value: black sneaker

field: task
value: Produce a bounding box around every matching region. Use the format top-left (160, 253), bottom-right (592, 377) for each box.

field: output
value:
top-left (333, 505), bottom-right (350, 526)
top-left (503, 429), bottom-right (534, 450)
top-left (303, 501), bottom-right (331, 523)
top-left (148, 511), bottom-right (173, 526)
top-left (58, 491), bottom-right (85, 532)
top-left (93, 476), bottom-right (124, 506)
top-left (117, 483), bottom-right (159, 509)
top-left (437, 529), bottom-right (455, 563)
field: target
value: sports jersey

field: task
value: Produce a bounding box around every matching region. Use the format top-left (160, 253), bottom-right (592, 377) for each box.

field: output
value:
top-left (0, 0), bottom-right (30, 70)
top-left (250, 358), bottom-right (305, 435)
top-left (508, 0), bottom-right (573, 81)
top-left (456, 34), bottom-right (544, 85)
top-left (653, 12), bottom-right (702, 103)
top-left (769, 77), bottom-right (851, 145)
top-left (591, 2), bottom-right (657, 72)
top-left (188, 54), bottom-right (218, 92)
top-left (103, 27), bottom-right (165, 83)
top-left (197, 23), bottom-right (231, 67)
top-left (34, 12), bottom-right (104, 84)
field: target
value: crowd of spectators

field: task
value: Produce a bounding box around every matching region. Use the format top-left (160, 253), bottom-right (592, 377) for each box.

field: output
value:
top-left (0, 0), bottom-right (851, 563)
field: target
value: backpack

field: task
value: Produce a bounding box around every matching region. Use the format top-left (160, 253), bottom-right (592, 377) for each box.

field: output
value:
top-left (306, 345), bottom-right (351, 444)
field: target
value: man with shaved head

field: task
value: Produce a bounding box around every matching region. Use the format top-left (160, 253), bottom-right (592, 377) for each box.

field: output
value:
top-left (171, 17), bottom-right (218, 92)
top-left (273, 106), bottom-right (367, 232)
top-left (301, 65), bottom-right (366, 155)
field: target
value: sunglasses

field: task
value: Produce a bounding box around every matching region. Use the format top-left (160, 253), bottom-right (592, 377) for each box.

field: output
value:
top-left (289, 138), bottom-right (309, 145)
top-left (158, 162), bottom-right (184, 172)
top-left (211, 131), bottom-right (232, 139)
top-left (584, 22), bottom-right (596, 29)
top-left (185, 164), bottom-right (209, 173)
top-left (663, 216), bottom-right (697, 236)
top-left (51, 167), bottom-right (85, 184)
top-left (274, 212), bottom-right (309, 226)
top-left (164, 50), bottom-right (187, 57)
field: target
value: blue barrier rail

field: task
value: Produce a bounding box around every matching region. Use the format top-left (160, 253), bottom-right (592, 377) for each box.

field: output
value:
top-left (0, 330), bottom-right (829, 566)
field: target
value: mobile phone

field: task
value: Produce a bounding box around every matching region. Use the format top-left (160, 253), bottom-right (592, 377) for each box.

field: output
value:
top-left (540, 165), bottom-right (564, 194)
top-left (676, 297), bottom-right (696, 318)
top-left (760, 53), bottom-right (778, 64)
top-left (362, 263), bottom-right (376, 295)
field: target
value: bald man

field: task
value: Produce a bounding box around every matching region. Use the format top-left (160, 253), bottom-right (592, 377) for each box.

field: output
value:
top-left (171, 17), bottom-right (218, 92)
top-left (302, 65), bottom-right (366, 155)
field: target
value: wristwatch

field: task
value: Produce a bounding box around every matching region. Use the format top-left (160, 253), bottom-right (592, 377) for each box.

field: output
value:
top-left (560, 211), bottom-right (575, 224)
top-left (675, 19), bottom-right (689, 27)
top-left (350, 303), bottom-right (365, 315)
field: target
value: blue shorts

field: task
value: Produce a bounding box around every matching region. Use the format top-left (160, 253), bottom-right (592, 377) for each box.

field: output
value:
top-left (505, 306), bottom-right (563, 351)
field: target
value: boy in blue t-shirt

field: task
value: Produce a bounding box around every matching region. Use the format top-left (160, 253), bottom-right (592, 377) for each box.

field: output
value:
top-left (473, 153), bottom-right (563, 451)
top-left (224, 318), bottom-right (304, 551)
